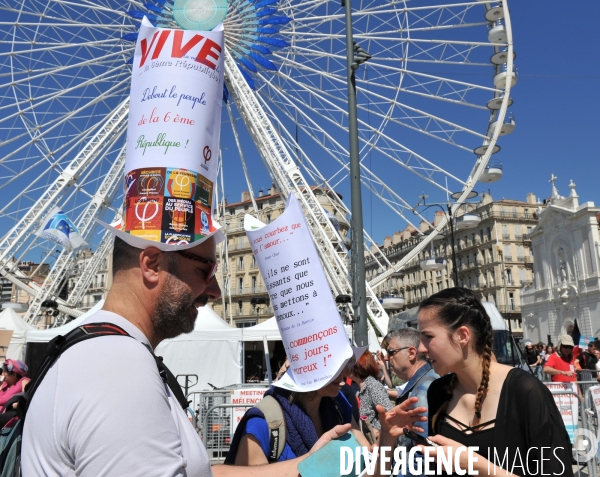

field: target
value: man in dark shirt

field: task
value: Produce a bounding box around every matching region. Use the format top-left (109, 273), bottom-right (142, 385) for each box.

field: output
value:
top-left (577, 340), bottom-right (598, 377)
top-left (525, 342), bottom-right (542, 379)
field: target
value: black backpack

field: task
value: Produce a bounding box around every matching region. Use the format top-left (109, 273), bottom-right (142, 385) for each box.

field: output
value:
top-left (0, 322), bottom-right (188, 476)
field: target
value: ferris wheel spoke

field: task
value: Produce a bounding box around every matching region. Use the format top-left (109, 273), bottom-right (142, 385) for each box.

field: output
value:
top-left (0, 39), bottom-right (124, 59)
top-left (0, 122), bottom-right (125, 219)
top-left (257, 80), bottom-right (461, 210)
top-left (264, 62), bottom-right (486, 164)
top-left (273, 52), bottom-right (496, 110)
top-left (0, 48), bottom-right (132, 90)
top-left (0, 68), bottom-right (129, 116)
top-left (0, 80), bottom-right (129, 164)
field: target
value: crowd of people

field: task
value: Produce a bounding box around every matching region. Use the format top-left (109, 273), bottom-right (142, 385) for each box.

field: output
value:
top-left (0, 229), bottom-right (579, 476)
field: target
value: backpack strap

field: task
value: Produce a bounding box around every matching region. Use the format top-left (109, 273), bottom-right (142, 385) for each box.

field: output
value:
top-left (24, 323), bottom-right (130, 415)
top-left (143, 344), bottom-right (189, 410)
top-left (254, 395), bottom-right (286, 462)
top-left (24, 322), bottom-right (188, 417)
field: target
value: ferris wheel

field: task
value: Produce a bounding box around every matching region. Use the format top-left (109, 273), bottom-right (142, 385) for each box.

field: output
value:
top-left (0, 0), bottom-right (515, 327)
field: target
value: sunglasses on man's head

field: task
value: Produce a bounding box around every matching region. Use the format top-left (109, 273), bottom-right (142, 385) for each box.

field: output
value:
top-left (176, 250), bottom-right (218, 283)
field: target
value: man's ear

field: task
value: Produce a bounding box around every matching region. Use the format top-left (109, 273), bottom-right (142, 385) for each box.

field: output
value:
top-left (139, 247), bottom-right (162, 285)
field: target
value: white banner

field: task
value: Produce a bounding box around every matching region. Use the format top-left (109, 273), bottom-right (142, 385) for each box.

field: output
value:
top-left (244, 194), bottom-right (353, 392)
top-left (546, 382), bottom-right (579, 443)
top-left (230, 388), bottom-right (268, 435)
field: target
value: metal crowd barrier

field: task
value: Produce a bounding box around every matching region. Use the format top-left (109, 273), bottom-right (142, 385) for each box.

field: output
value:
top-left (548, 389), bottom-right (595, 477)
top-left (203, 403), bottom-right (254, 463)
top-left (186, 388), bottom-right (266, 463)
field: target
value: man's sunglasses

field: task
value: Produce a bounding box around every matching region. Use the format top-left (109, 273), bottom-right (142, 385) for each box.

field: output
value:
top-left (384, 347), bottom-right (410, 358)
top-left (176, 250), bottom-right (218, 283)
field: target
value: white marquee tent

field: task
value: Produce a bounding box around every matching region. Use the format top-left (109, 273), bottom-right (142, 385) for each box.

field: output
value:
top-left (0, 307), bottom-right (36, 360)
top-left (156, 307), bottom-right (242, 392)
top-left (26, 302), bottom-right (243, 393)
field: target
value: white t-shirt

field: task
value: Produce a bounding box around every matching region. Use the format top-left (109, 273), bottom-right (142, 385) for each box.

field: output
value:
top-left (22, 310), bottom-right (213, 477)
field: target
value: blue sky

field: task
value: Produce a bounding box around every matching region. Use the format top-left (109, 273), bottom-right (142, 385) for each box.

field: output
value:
top-left (220, 1), bottom-right (600, 244)
top-left (1, 1), bottom-right (598, 253)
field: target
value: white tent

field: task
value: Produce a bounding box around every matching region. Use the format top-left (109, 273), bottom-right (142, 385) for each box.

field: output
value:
top-left (0, 308), bottom-right (36, 360)
top-left (26, 300), bottom-right (105, 343)
top-left (26, 302), bottom-right (243, 392)
top-left (241, 316), bottom-right (354, 342)
top-left (156, 307), bottom-right (242, 392)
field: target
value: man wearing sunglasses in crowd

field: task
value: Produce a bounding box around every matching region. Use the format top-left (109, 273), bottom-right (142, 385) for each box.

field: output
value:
top-left (23, 236), bottom-right (357, 476)
top-left (379, 328), bottom-right (438, 477)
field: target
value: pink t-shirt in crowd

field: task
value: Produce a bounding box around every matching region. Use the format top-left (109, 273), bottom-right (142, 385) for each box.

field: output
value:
top-left (0, 377), bottom-right (30, 407)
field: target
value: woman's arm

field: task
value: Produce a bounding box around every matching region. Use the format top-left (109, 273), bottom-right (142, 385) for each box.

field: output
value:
top-left (234, 434), bottom-right (270, 466)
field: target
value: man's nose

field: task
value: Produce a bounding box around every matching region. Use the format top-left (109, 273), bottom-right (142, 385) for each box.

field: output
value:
top-left (204, 275), bottom-right (222, 301)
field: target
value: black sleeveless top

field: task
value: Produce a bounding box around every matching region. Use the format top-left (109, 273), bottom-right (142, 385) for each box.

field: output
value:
top-left (426, 369), bottom-right (573, 477)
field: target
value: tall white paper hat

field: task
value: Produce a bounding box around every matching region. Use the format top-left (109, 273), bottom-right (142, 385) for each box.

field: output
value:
top-left (99, 17), bottom-right (225, 250)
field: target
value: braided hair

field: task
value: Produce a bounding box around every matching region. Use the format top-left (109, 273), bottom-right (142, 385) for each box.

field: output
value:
top-left (420, 287), bottom-right (494, 430)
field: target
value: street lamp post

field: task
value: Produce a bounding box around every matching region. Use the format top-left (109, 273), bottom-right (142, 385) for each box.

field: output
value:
top-left (413, 191), bottom-right (480, 288)
top-left (343, 0), bottom-right (371, 347)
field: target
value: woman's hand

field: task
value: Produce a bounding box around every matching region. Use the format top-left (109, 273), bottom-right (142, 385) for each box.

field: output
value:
top-left (376, 397), bottom-right (427, 444)
top-left (309, 423), bottom-right (352, 455)
top-left (376, 351), bottom-right (386, 368)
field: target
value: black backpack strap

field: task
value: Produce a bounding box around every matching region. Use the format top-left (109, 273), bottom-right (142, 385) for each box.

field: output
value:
top-left (143, 344), bottom-right (189, 410)
top-left (24, 322), bottom-right (188, 416)
top-left (24, 322), bottom-right (131, 415)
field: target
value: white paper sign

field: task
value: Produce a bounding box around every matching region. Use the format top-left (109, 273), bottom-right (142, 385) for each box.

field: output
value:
top-left (115, 17), bottom-right (224, 249)
top-left (545, 382), bottom-right (579, 443)
top-left (230, 388), bottom-right (268, 435)
top-left (244, 195), bottom-right (353, 392)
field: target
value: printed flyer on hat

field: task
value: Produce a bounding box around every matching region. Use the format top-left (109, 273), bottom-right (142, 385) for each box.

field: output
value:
top-left (104, 17), bottom-right (225, 250)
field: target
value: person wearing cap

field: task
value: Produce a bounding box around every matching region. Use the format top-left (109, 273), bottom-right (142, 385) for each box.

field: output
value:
top-left (0, 359), bottom-right (30, 407)
top-left (543, 334), bottom-right (581, 383)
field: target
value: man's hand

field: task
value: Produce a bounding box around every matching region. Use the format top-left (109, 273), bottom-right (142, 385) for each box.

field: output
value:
top-left (308, 424), bottom-right (352, 455)
top-left (377, 397), bottom-right (427, 441)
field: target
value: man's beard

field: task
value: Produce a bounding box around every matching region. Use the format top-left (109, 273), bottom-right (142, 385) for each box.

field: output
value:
top-left (152, 258), bottom-right (208, 340)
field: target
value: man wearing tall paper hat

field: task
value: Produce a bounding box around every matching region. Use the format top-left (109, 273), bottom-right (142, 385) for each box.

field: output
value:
top-left (21, 18), bottom-right (356, 477)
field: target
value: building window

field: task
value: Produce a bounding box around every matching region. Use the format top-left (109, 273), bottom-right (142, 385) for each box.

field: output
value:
top-left (520, 268), bottom-right (527, 283)
top-left (486, 227), bottom-right (492, 240)
top-left (512, 207), bottom-right (517, 218)
top-left (515, 225), bottom-right (521, 240)
top-left (502, 225), bottom-right (509, 240)
top-left (238, 277), bottom-right (243, 291)
top-left (258, 203), bottom-right (263, 210)
top-left (235, 320), bottom-right (256, 328)
top-left (229, 209), bottom-right (235, 215)
top-left (252, 276), bottom-right (257, 291)
top-left (508, 292), bottom-right (515, 310)
top-left (251, 256), bottom-right (256, 268)
top-left (266, 214), bottom-right (271, 223)
top-left (506, 268), bottom-right (513, 285)
top-left (93, 294), bottom-right (102, 303)
top-left (238, 256), bottom-right (244, 269)
top-left (237, 300), bottom-right (243, 313)
top-left (524, 209), bottom-right (529, 219)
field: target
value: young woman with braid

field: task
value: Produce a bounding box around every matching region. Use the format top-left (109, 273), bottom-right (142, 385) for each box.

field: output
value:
top-left (378, 288), bottom-right (573, 476)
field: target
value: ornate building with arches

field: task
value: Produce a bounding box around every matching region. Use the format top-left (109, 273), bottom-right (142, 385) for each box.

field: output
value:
top-left (521, 177), bottom-right (600, 344)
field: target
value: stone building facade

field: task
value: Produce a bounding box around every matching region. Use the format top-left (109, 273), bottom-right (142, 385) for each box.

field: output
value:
top-left (66, 249), bottom-right (113, 311)
top-left (366, 193), bottom-right (543, 334)
top-left (521, 180), bottom-right (600, 344)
